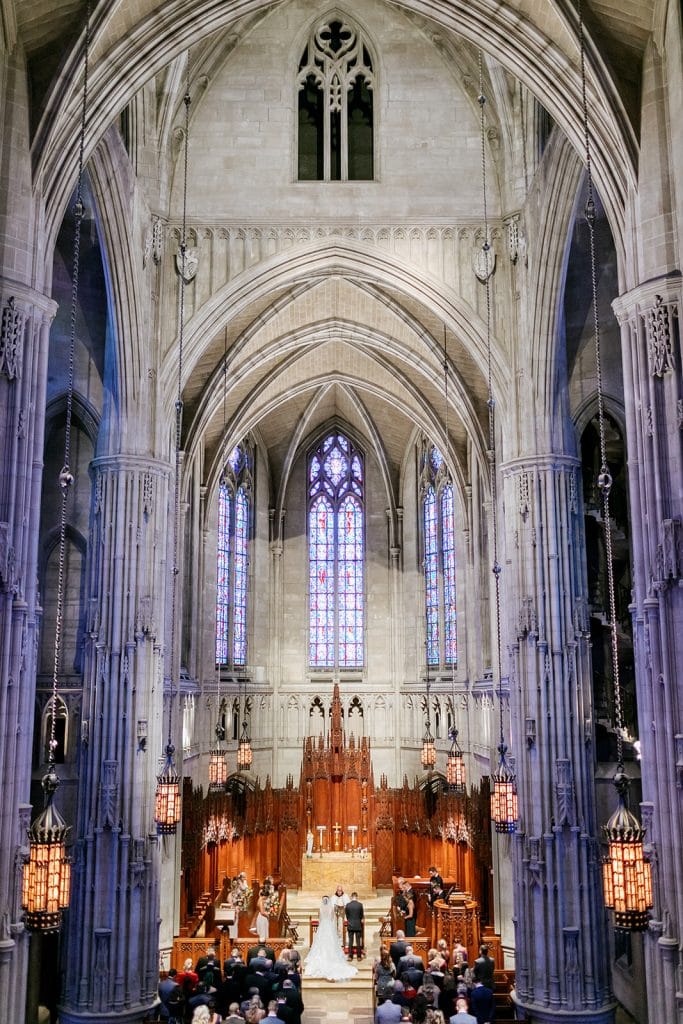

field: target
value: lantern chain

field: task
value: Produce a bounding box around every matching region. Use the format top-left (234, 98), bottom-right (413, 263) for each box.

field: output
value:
top-left (51, 0), bottom-right (91, 764)
top-left (577, 0), bottom-right (623, 769)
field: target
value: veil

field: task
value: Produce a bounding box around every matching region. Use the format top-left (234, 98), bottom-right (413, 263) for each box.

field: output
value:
top-left (303, 895), bottom-right (358, 980)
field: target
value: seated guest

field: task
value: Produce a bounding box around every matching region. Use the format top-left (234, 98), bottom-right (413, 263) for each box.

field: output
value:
top-left (418, 974), bottom-right (440, 1008)
top-left (389, 930), bottom-right (408, 970)
top-left (437, 938), bottom-right (451, 966)
top-left (177, 958), bottom-right (199, 997)
top-left (374, 947), bottom-right (396, 1000)
top-left (452, 937), bottom-right (468, 969)
top-left (449, 996), bottom-right (478, 1024)
top-left (469, 978), bottom-right (495, 1024)
top-left (375, 995), bottom-right (402, 1023)
top-left (158, 969), bottom-right (180, 1021)
top-left (195, 946), bottom-right (222, 987)
top-left (224, 947), bottom-right (244, 974)
top-left (472, 944), bottom-right (495, 988)
top-left (249, 947), bottom-right (274, 971)
top-left (279, 979), bottom-right (304, 1024)
top-left (247, 944), bottom-right (275, 965)
top-left (224, 1003), bottom-right (246, 1023)
top-left (396, 945), bottom-right (424, 982)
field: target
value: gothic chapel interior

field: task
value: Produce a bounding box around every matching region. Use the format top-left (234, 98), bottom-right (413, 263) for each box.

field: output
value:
top-left (0, 1), bottom-right (681, 1023)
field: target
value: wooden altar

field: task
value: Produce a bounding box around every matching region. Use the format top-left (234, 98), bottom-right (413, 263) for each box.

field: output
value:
top-left (302, 851), bottom-right (373, 894)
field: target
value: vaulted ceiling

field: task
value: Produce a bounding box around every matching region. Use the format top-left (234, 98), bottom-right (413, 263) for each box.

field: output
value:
top-left (12, 0), bottom-right (655, 140)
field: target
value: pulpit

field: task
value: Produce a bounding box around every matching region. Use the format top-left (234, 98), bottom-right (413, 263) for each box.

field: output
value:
top-left (434, 893), bottom-right (480, 965)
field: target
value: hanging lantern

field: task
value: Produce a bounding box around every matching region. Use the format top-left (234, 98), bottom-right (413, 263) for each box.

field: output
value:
top-left (208, 747), bottom-right (228, 791)
top-left (491, 742), bottom-right (518, 833)
top-left (22, 767), bottom-right (71, 933)
top-left (208, 720), bottom-right (228, 791)
top-left (446, 727), bottom-right (466, 793)
top-left (236, 720), bottom-right (253, 771)
top-left (155, 744), bottom-right (181, 834)
top-left (421, 723), bottom-right (436, 770)
top-left (602, 772), bottom-right (652, 930)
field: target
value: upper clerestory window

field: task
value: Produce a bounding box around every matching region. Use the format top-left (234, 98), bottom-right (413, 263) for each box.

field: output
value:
top-left (297, 16), bottom-right (374, 181)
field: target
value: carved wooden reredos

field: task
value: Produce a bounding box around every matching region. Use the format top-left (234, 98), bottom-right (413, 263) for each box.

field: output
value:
top-left (181, 685), bottom-right (489, 926)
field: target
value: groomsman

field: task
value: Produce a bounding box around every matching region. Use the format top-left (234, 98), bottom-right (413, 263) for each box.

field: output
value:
top-left (345, 892), bottom-right (365, 960)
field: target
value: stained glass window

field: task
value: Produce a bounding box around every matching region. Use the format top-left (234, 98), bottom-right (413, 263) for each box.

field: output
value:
top-left (422, 445), bottom-right (457, 667)
top-left (308, 433), bottom-right (364, 668)
top-left (215, 444), bottom-right (251, 666)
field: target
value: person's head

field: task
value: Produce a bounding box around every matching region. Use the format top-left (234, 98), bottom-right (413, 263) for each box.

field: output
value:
top-left (257, 947), bottom-right (266, 957)
top-left (380, 947), bottom-right (392, 968)
top-left (335, 885), bottom-right (344, 895)
top-left (322, 895), bottom-right (329, 904)
top-left (285, 937), bottom-right (294, 949)
top-left (405, 945), bottom-right (413, 956)
top-left (351, 891), bottom-right (358, 899)
top-left (437, 938), bottom-right (447, 951)
top-left (168, 968), bottom-right (177, 978)
top-left (429, 866), bottom-right (438, 875)
top-left (192, 1007), bottom-right (211, 1024)
top-left (267, 1000), bottom-right (277, 1013)
top-left (396, 929), bottom-right (405, 940)
top-left (229, 1003), bottom-right (239, 1014)
top-left (456, 997), bottom-right (469, 1012)
top-left (206, 945), bottom-right (216, 956)
top-left (427, 948), bottom-right (438, 961)
top-left (282, 979), bottom-right (294, 990)
top-left (183, 958), bottom-right (193, 971)
top-left (231, 948), bottom-right (240, 957)
top-left (399, 1008), bottom-right (411, 1021)
top-left (480, 943), bottom-right (489, 957)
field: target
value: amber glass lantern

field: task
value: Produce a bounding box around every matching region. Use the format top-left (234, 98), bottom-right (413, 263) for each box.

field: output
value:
top-left (446, 727), bottom-right (466, 793)
top-left (421, 723), bottom-right (436, 770)
top-left (22, 767), bottom-right (71, 932)
top-left (155, 744), bottom-right (181, 834)
top-left (208, 721), bottom-right (228, 791)
top-left (208, 748), bottom-right (228, 791)
top-left (236, 721), bottom-right (253, 771)
top-left (491, 743), bottom-right (518, 833)
top-left (602, 772), bottom-right (652, 930)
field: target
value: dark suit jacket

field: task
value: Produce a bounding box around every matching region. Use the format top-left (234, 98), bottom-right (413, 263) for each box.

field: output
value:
top-left (397, 954), bottom-right (424, 976)
top-left (345, 899), bottom-right (364, 931)
top-left (473, 955), bottom-right (495, 988)
top-left (389, 940), bottom-right (407, 969)
top-left (244, 971), bottom-right (272, 1004)
top-left (247, 944), bottom-right (276, 963)
top-left (470, 983), bottom-right (495, 1024)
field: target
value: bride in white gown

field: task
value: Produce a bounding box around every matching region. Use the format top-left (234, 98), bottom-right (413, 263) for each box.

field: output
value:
top-left (303, 895), bottom-right (358, 981)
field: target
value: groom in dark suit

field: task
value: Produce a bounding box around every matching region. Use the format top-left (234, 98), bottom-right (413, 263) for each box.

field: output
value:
top-left (345, 892), bottom-right (365, 960)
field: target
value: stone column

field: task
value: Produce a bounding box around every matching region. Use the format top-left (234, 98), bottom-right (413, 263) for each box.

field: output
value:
top-left (60, 454), bottom-right (170, 1024)
top-left (0, 285), bottom-right (56, 1022)
top-left (613, 275), bottom-right (682, 1024)
top-left (503, 454), bottom-right (614, 1024)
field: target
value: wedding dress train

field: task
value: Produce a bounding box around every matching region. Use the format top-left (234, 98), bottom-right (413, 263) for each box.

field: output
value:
top-left (303, 897), bottom-right (358, 981)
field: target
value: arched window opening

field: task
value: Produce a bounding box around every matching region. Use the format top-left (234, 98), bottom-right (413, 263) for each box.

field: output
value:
top-left (297, 17), bottom-right (374, 181)
top-left (421, 443), bottom-right (458, 668)
top-left (215, 443), bottom-right (252, 667)
top-left (308, 432), bottom-right (365, 669)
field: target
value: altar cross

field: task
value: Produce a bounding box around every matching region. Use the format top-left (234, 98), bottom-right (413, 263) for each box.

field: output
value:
top-left (332, 822), bottom-right (342, 850)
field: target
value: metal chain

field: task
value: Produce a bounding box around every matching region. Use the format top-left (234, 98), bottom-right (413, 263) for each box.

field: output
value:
top-left (478, 53), bottom-right (505, 748)
top-left (577, 0), bottom-right (623, 767)
top-left (50, 1), bottom-right (91, 763)
top-left (168, 60), bottom-right (191, 750)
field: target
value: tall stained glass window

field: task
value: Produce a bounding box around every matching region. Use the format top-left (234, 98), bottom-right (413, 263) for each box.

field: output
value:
top-left (308, 433), bottom-right (364, 668)
top-left (215, 443), bottom-right (252, 666)
top-left (421, 444), bottom-right (457, 667)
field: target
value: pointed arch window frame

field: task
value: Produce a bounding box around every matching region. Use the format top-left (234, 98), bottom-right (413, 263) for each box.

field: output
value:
top-left (307, 431), bottom-right (365, 670)
top-left (215, 443), bottom-right (253, 668)
top-left (296, 14), bottom-right (375, 182)
top-left (421, 443), bottom-right (458, 668)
